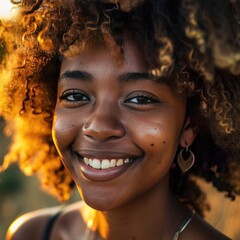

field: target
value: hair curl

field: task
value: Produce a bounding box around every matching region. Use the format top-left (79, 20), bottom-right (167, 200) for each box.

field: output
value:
top-left (0, 0), bottom-right (240, 216)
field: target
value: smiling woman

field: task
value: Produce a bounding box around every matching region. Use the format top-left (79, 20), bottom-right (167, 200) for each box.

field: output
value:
top-left (53, 37), bottom-right (189, 213)
top-left (0, 0), bottom-right (240, 240)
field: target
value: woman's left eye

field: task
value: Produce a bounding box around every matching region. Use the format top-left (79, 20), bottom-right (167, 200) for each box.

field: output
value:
top-left (125, 94), bottom-right (159, 105)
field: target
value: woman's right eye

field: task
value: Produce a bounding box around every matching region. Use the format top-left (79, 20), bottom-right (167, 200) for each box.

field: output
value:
top-left (59, 90), bottom-right (90, 103)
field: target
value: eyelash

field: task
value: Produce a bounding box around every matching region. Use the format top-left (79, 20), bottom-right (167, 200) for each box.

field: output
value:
top-left (125, 93), bottom-right (159, 105)
top-left (59, 90), bottom-right (159, 107)
top-left (59, 90), bottom-right (90, 102)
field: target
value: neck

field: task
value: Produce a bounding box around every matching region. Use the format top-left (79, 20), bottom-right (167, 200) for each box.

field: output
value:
top-left (93, 177), bottom-right (189, 240)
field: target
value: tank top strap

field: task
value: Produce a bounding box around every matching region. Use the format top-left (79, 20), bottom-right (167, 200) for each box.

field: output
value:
top-left (42, 207), bottom-right (64, 240)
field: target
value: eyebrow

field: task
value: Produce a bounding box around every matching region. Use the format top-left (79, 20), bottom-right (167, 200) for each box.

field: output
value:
top-left (59, 70), bottom-right (93, 82)
top-left (59, 70), bottom-right (166, 84)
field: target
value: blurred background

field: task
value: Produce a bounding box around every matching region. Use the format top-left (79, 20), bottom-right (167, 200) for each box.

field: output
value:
top-left (0, 1), bottom-right (239, 239)
top-left (0, 118), bottom-right (240, 240)
top-left (0, 119), bottom-right (80, 239)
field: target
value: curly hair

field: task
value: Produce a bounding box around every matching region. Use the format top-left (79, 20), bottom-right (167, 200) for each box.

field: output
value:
top-left (0, 0), bottom-right (240, 216)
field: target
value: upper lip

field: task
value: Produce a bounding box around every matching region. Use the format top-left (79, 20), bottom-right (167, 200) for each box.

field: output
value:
top-left (73, 148), bottom-right (143, 160)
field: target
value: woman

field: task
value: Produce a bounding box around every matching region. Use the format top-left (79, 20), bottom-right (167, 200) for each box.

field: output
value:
top-left (0, 0), bottom-right (239, 239)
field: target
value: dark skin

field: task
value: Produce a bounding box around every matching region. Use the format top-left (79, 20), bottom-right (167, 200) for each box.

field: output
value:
top-left (6, 33), bottom-right (230, 240)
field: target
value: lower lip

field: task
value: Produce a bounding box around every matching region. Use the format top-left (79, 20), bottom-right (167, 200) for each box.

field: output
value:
top-left (77, 159), bottom-right (134, 182)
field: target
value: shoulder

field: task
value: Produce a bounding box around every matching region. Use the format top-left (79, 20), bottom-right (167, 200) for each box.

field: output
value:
top-left (5, 201), bottom-right (90, 240)
top-left (185, 214), bottom-right (231, 240)
top-left (49, 201), bottom-right (96, 239)
top-left (5, 205), bottom-right (62, 240)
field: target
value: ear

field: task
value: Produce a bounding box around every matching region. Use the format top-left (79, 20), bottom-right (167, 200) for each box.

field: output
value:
top-left (180, 117), bottom-right (197, 147)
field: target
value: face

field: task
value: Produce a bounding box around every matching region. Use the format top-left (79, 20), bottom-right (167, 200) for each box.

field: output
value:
top-left (53, 34), bottom-right (188, 210)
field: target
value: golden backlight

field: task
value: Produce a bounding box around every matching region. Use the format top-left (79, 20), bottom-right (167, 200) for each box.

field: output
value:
top-left (0, 0), bottom-right (18, 19)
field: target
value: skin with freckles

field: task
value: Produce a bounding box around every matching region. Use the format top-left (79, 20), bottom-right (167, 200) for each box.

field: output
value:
top-left (5, 30), bottom-right (230, 240)
top-left (53, 34), bottom-right (188, 211)
top-left (1, 1), bottom-right (239, 239)
top-left (52, 34), bottom-right (190, 239)
top-left (34, 33), bottom-right (228, 240)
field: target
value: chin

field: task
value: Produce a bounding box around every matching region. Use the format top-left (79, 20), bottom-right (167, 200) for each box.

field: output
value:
top-left (82, 196), bottom-right (117, 211)
top-left (76, 187), bottom-right (117, 211)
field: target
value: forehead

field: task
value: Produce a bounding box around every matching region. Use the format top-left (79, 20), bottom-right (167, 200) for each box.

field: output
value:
top-left (60, 33), bottom-right (149, 74)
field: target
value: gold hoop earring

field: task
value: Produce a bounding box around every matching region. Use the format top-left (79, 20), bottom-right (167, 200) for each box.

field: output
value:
top-left (177, 146), bottom-right (195, 173)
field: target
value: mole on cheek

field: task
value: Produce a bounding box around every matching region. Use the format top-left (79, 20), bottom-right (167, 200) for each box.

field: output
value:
top-left (150, 143), bottom-right (154, 147)
top-left (163, 140), bottom-right (166, 144)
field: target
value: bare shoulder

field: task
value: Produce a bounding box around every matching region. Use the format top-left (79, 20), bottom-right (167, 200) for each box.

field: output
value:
top-left (5, 205), bottom-right (63, 240)
top-left (49, 201), bottom-right (96, 239)
top-left (185, 214), bottom-right (232, 240)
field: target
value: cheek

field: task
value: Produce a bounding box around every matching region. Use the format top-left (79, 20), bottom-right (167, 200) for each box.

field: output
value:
top-left (132, 118), bottom-right (180, 164)
top-left (52, 112), bottom-right (80, 153)
top-left (132, 119), bottom-right (172, 148)
top-left (142, 124), bottom-right (164, 149)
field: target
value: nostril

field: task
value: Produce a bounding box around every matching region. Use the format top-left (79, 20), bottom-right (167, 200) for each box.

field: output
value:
top-left (83, 129), bottom-right (122, 142)
top-left (82, 122), bottom-right (90, 131)
top-left (83, 124), bottom-right (125, 142)
top-left (82, 112), bottom-right (125, 142)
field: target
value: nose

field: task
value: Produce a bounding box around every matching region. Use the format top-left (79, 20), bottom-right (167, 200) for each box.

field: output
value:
top-left (82, 104), bottom-right (125, 142)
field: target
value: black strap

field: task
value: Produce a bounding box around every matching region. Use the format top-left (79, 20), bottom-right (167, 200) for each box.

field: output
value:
top-left (42, 210), bottom-right (62, 240)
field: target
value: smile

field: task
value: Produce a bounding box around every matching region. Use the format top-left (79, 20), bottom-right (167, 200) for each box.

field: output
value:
top-left (83, 157), bottom-right (131, 169)
top-left (74, 152), bottom-right (143, 181)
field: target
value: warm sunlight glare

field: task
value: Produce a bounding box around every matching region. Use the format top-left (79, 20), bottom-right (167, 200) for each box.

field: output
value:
top-left (0, 0), bottom-right (18, 19)
top-left (6, 216), bottom-right (25, 238)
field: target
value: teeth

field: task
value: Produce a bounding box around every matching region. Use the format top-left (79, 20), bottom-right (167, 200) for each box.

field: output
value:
top-left (92, 159), bottom-right (101, 169)
top-left (83, 157), bottom-right (132, 169)
top-left (116, 159), bottom-right (123, 166)
top-left (110, 159), bottom-right (116, 167)
top-left (84, 157), bottom-right (89, 165)
top-left (89, 159), bottom-right (93, 166)
top-left (101, 159), bottom-right (110, 169)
